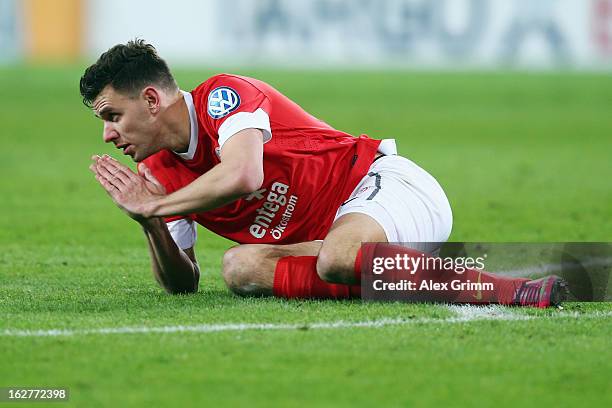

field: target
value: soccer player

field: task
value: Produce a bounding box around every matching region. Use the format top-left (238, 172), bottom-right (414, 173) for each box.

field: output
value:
top-left (81, 40), bottom-right (566, 307)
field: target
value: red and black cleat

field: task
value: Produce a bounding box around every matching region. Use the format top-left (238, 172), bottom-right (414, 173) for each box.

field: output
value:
top-left (512, 275), bottom-right (569, 308)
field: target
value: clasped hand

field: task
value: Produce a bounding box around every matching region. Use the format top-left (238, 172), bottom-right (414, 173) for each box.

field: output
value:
top-left (89, 155), bottom-right (166, 222)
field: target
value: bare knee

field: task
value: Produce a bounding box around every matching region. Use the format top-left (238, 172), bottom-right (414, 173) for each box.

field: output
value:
top-left (222, 246), bottom-right (272, 297)
top-left (316, 246), bottom-right (355, 284)
top-left (222, 246), bottom-right (255, 296)
top-left (316, 213), bottom-right (386, 284)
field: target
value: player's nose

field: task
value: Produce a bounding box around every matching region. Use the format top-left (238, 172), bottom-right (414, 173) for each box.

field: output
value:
top-left (102, 121), bottom-right (119, 143)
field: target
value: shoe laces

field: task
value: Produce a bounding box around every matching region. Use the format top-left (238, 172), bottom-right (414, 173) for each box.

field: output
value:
top-left (516, 281), bottom-right (543, 305)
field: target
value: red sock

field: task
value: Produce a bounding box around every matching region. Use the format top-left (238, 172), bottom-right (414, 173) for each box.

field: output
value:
top-left (273, 256), bottom-right (361, 299)
top-left (360, 243), bottom-right (529, 304)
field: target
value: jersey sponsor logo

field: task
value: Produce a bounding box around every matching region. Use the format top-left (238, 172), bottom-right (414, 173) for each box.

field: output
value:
top-left (248, 182), bottom-right (298, 240)
top-left (340, 185), bottom-right (374, 206)
top-left (340, 196), bottom-right (359, 206)
top-left (207, 87), bottom-right (241, 119)
top-left (245, 188), bottom-right (267, 201)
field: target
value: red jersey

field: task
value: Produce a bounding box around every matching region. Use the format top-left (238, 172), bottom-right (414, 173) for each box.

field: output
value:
top-left (143, 74), bottom-right (381, 244)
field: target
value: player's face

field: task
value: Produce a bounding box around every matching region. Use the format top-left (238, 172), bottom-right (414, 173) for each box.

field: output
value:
top-left (92, 85), bottom-right (160, 162)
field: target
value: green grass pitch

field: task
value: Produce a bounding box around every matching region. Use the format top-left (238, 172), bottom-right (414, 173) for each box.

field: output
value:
top-left (0, 66), bottom-right (611, 407)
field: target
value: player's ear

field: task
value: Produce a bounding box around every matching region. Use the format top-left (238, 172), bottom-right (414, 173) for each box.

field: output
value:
top-left (142, 86), bottom-right (161, 114)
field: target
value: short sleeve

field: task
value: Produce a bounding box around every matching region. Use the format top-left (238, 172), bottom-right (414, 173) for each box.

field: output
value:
top-left (199, 75), bottom-right (272, 148)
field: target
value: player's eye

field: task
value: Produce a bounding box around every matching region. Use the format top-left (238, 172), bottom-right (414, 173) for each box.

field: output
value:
top-left (110, 114), bottom-right (120, 122)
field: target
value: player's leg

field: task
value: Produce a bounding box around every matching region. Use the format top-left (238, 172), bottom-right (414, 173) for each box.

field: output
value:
top-left (222, 241), bottom-right (321, 296)
top-left (270, 213), bottom-right (386, 299)
top-left (315, 212), bottom-right (386, 284)
top-left (265, 153), bottom-right (440, 299)
top-left (310, 154), bottom-right (564, 306)
top-left (223, 238), bottom-right (369, 299)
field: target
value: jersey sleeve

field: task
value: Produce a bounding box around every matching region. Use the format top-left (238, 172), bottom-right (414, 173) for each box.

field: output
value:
top-left (197, 75), bottom-right (272, 149)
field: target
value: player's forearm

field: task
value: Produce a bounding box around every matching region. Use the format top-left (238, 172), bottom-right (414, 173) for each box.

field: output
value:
top-left (145, 161), bottom-right (262, 217)
top-left (141, 218), bottom-right (200, 294)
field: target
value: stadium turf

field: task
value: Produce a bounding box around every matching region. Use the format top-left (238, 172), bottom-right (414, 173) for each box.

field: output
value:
top-left (0, 66), bottom-right (611, 407)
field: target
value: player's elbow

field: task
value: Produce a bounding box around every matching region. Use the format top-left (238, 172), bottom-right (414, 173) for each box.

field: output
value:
top-left (163, 265), bottom-right (200, 295)
top-left (233, 164), bottom-right (264, 195)
top-left (165, 284), bottom-right (198, 295)
top-left (164, 279), bottom-right (199, 295)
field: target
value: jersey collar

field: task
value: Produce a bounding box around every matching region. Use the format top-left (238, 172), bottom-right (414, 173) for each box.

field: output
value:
top-left (174, 90), bottom-right (199, 161)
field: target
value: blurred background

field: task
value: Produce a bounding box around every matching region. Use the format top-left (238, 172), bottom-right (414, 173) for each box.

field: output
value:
top-left (2, 0), bottom-right (612, 69)
top-left (0, 4), bottom-right (610, 404)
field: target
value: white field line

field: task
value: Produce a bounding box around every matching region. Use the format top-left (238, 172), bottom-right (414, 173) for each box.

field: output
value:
top-left (499, 257), bottom-right (612, 277)
top-left (2, 305), bottom-right (611, 338)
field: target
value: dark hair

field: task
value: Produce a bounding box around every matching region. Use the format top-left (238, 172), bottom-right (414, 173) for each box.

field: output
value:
top-left (79, 39), bottom-right (177, 107)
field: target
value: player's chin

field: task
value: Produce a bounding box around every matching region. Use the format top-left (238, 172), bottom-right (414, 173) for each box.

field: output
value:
top-left (132, 152), bottom-right (143, 162)
top-left (131, 149), bottom-right (152, 163)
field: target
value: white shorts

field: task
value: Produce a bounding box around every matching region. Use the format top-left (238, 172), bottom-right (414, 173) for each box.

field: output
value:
top-left (333, 149), bottom-right (453, 252)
